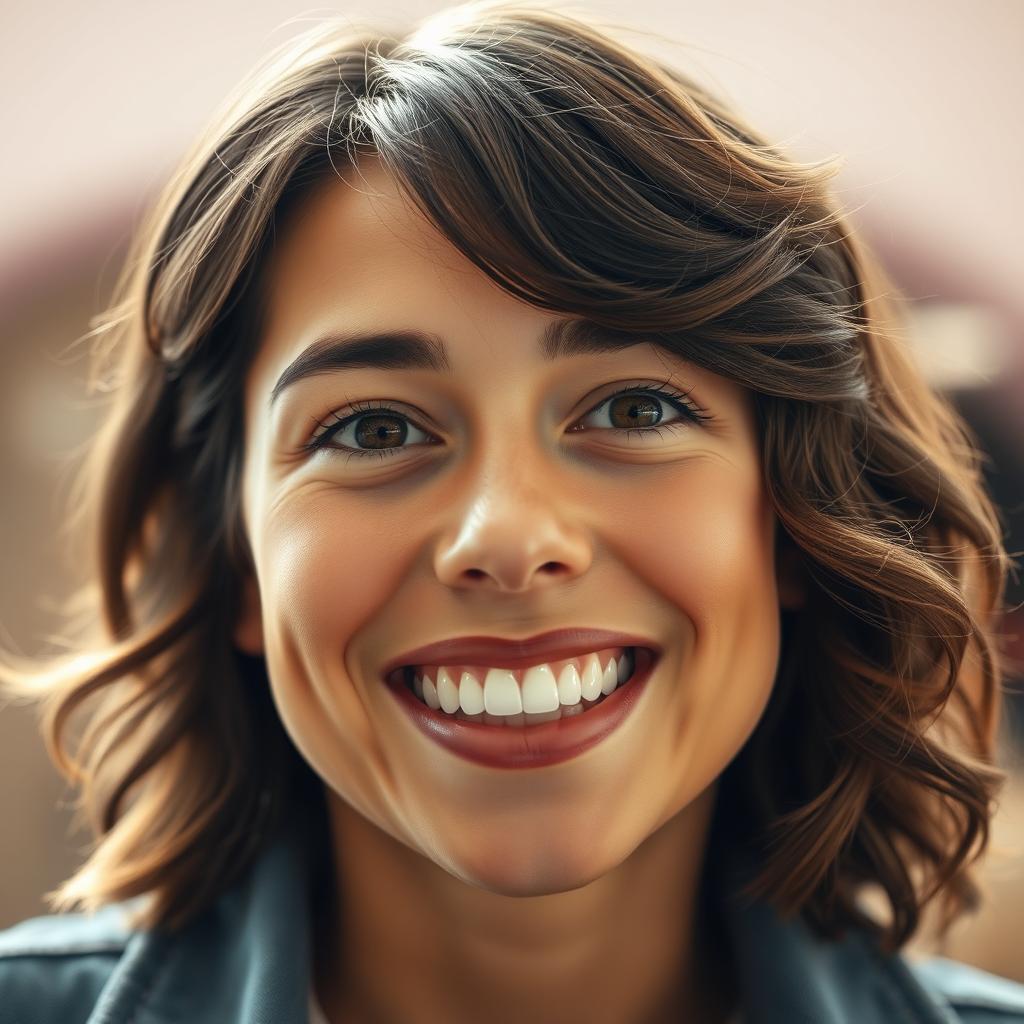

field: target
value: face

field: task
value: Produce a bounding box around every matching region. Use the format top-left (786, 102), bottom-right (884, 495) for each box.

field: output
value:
top-left (234, 155), bottom-right (804, 895)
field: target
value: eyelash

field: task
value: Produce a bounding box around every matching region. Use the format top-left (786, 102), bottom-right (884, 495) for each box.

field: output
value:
top-left (302, 379), bottom-right (714, 461)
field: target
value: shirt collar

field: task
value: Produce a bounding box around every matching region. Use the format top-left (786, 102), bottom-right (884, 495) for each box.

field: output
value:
top-left (721, 866), bottom-right (956, 1023)
top-left (89, 824), bottom-right (955, 1024)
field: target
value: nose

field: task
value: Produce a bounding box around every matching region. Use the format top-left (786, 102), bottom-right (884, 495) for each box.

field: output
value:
top-left (432, 468), bottom-right (593, 594)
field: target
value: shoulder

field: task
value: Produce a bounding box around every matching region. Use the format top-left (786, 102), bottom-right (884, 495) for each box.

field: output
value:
top-left (0, 903), bottom-right (136, 1024)
top-left (907, 954), bottom-right (1024, 1022)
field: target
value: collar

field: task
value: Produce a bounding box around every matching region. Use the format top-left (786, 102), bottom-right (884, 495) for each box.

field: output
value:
top-left (720, 865), bottom-right (957, 1023)
top-left (87, 826), bottom-right (957, 1024)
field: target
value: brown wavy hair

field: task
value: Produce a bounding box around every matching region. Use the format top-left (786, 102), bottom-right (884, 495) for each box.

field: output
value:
top-left (0, 0), bottom-right (1015, 954)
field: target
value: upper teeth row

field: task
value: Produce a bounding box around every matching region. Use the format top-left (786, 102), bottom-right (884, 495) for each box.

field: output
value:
top-left (411, 646), bottom-right (635, 716)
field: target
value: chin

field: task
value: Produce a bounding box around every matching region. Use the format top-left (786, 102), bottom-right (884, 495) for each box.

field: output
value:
top-left (442, 844), bottom-right (618, 898)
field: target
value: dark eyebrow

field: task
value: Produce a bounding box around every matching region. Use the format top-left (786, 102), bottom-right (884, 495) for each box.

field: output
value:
top-left (268, 317), bottom-right (646, 409)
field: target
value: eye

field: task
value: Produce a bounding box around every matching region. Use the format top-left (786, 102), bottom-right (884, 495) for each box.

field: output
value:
top-left (302, 380), bottom-right (712, 462)
top-left (303, 400), bottom-right (435, 462)
top-left (571, 381), bottom-right (713, 440)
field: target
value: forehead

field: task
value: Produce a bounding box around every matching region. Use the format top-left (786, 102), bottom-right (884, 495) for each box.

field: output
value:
top-left (256, 157), bottom-right (489, 370)
top-left (246, 155), bottom-right (750, 418)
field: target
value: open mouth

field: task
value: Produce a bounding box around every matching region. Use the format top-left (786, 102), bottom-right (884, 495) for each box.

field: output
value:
top-left (383, 646), bottom-right (659, 769)
top-left (391, 646), bottom-right (647, 728)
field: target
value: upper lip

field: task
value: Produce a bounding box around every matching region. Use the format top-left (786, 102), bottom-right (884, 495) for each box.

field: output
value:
top-left (382, 628), bottom-right (661, 674)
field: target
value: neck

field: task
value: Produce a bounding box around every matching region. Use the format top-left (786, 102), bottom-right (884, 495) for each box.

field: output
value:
top-left (311, 784), bottom-right (738, 1024)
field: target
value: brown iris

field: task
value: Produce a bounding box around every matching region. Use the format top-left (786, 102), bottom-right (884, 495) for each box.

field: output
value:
top-left (608, 394), bottom-right (660, 428)
top-left (355, 414), bottom-right (406, 450)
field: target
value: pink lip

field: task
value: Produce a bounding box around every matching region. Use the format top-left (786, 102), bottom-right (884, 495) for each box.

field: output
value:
top-left (381, 628), bottom-right (662, 675)
top-left (383, 647), bottom-right (659, 769)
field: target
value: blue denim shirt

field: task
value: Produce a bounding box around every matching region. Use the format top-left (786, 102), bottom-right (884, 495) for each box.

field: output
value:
top-left (2, 826), bottom-right (1023, 1023)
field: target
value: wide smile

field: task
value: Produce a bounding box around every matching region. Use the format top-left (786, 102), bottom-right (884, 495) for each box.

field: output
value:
top-left (382, 646), bottom-right (660, 769)
top-left (396, 645), bottom-right (640, 722)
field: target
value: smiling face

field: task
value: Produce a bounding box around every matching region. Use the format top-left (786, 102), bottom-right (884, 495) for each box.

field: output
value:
top-left (233, 154), bottom-right (802, 895)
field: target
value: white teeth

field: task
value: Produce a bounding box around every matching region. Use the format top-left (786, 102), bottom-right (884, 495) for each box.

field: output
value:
top-left (437, 667), bottom-right (460, 714)
top-left (458, 670), bottom-right (485, 715)
top-left (556, 662), bottom-right (582, 705)
top-left (521, 664), bottom-right (560, 713)
top-left (484, 669), bottom-right (523, 715)
top-left (601, 656), bottom-right (618, 696)
top-left (422, 675), bottom-right (441, 711)
top-left (410, 647), bottom-right (638, 719)
top-left (580, 653), bottom-right (604, 701)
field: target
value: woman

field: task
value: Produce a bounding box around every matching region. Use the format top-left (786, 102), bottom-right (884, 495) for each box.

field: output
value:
top-left (1, 2), bottom-right (1022, 1021)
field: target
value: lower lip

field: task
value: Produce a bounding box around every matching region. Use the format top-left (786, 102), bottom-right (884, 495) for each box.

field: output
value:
top-left (382, 647), bottom-right (658, 769)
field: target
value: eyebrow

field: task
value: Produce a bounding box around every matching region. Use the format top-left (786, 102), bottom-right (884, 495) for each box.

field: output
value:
top-left (268, 317), bottom-right (649, 409)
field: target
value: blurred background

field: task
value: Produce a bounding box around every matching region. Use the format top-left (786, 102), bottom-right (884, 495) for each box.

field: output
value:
top-left (1, 0), bottom-right (1022, 981)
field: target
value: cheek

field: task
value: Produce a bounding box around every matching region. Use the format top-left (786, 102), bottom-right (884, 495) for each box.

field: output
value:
top-left (619, 459), bottom-right (781, 760)
top-left (626, 459), bottom-right (778, 632)
top-left (256, 491), bottom-right (416, 803)
top-left (264, 492), bottom-right (411, 656)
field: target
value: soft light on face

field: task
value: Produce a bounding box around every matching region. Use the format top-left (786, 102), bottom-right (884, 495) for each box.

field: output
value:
top-left (234, 155), bottom-right (793, 896)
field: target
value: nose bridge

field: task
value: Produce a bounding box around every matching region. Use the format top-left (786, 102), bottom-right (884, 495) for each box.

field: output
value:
top-left (432, 412), bottom-right (592, 592)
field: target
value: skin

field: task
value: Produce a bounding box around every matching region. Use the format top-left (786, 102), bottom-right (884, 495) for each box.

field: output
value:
top-left (233, 154), bottom-right (807, 1023)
